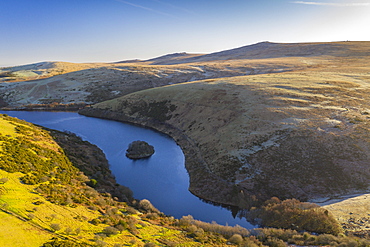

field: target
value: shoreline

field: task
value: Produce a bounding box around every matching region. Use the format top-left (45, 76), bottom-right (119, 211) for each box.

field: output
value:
top-left (1, 103), bottom-right (88, 112)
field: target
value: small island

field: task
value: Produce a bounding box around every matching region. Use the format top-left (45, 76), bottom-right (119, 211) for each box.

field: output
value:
top-left (126, 140), bottom-right (155, 159)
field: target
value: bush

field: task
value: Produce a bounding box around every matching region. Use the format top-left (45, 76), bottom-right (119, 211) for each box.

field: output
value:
top-left (42, 238), bottom-right (90, 247)
top-left (95, 240), bottom-right (107, 247)
top-left (248, 198), bottom-right (342, 235)
top-left (50, 223), bottom-right (61, 232)
top-left (143, 243), bottom-right (156, 247)
top-left (103, 226), bottom-right (119, 236)
top-left (229, 234), bottom-right (243, 245)
top-left (316, 234), bottom-right (338, 245)
top-left (253, 228), bottom-right (297, 242)
top-left (178, 215), bottom-right (250, 238)
top-left (264, 237), bottom-right (288, 247)
top-left (138, 199), bottom-right (159, 213)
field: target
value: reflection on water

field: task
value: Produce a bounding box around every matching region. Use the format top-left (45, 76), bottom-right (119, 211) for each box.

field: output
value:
top-left (1, 111), bottom-right (254, 229)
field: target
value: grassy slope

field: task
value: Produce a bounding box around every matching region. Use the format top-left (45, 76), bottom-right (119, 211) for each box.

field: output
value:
top-left (93, 69), bottom-right (370, 199)
top-left (0, 114), bottom-right (235, 246)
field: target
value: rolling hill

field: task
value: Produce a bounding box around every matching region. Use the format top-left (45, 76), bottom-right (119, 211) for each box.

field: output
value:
top-left (2, 41), bottom-right (369, 108)
top-left (2, 41), bottom-right (370, 234)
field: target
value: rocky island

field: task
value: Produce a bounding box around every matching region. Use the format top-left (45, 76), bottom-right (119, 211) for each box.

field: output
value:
top-left (126, 140), bottom-right (155, 159)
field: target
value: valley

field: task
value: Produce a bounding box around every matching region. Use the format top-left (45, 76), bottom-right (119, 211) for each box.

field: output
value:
top-left (1, 41), bottom-right (370, 244)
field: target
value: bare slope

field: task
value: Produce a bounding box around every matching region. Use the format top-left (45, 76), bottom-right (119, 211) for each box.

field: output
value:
top-left (2, 41), bottom-right (369, 108)
top-left (0, 63), bottom-right (262, 106)
top-left (0, 58), bottom-right (307, 107)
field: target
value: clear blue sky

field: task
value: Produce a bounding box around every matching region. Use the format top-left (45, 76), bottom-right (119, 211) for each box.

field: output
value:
top-left (1, 0), bottom-right (369, 67)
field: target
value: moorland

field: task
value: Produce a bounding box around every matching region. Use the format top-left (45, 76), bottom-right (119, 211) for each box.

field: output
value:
top-left (1, 41), bottom-right (370, 245)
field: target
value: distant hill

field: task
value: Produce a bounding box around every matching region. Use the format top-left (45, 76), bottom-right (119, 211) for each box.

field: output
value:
top-left (3, 41), bottom-right (370, 108)
top-left (145, 41), bottom-right (370, 64)
top-left (145, 52), bottom-right (203, 65)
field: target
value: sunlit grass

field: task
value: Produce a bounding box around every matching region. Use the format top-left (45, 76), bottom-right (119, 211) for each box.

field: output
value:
top-left (0, 210), bottom-right (53, 247)
top-left (0, 116), bottom-right (17, 137)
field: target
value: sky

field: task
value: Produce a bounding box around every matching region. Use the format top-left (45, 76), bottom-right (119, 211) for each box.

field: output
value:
top-left (1, 0), bottom-right (370, 67)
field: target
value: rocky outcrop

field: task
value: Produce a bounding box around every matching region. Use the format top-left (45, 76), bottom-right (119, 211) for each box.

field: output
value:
top-left (126, 140), bottom-right (154, 159)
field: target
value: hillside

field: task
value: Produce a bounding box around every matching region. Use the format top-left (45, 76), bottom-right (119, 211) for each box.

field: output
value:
top-left (79, 41), bottom-right (370, 231)
top-left (81, 70), bottom-right (370, 201)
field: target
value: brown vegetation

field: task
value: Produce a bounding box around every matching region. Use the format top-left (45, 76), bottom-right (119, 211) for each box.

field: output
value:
top-left (247, 197), bottom-right (342, 235)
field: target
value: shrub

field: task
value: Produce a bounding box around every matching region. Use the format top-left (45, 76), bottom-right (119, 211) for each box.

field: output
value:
top-left (50, 223), bottom-right (61, 232)
top-left (103, 226), bottom-right (119, 236)
top-left (125, 206), bottom-right (137, 214)
top-left (42, 238), bottom-right (90, 247)
top-left (264, 237), bottom-right (288, 247)
top-left (229, 234), bottom-right (243, 245)
top-left (144, 212), bottom-right (158, 219)
top-left (248, 198), bottom-right (342, 235)
top-left (243, 236), bottom-right (261, 247)
top-left (178, 216), bottom-right (192, 227)
top-left (253, 228), bottom-right (297, 242)
top-left (95, 240), bottom-right (107, 247)
top-left (138, 199), bottom-right (159, 213)
top-left (143, 243), bottom-right (156, 247)
top-left (178, 215), bottom-right (250, 238)
top-left (64, 227), bottom-right (73, 235)
top-left (316, 234), bottom-right (338, 245)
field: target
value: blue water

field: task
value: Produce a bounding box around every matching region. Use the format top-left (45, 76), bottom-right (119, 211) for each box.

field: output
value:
top-left (1, 111), bottom-right (253, 228)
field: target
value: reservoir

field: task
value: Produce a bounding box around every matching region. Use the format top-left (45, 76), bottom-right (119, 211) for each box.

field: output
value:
top-left (2, 111), bottom-right (253, 229)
